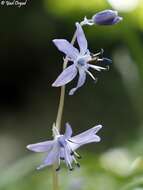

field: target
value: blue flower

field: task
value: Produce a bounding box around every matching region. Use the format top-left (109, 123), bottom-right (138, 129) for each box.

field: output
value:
top-left (52, 23), bottom-right (108, 95)
top-left (93, 10), bottom-right (123, 25)
top-left (27, 123), bottom-right (102, 171)
top-left (81, 10), bottom-right (122, 26)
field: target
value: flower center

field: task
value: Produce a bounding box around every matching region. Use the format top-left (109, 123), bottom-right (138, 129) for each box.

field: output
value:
top-left (77, 57), bottom-right (86, 66)
top-left (57, 135), bottom-right (67, 147)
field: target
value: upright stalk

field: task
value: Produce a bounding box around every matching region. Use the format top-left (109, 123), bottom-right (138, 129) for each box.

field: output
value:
top-left (53, 30), bottom-right (77, 190)
top-left (52, 164), bottom-right (59, 190)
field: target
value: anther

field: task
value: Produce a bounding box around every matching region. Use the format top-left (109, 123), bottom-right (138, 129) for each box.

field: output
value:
top-left (74, 152), bottom-right (82, 159)
top-left (60, 157), bottom-right (64, 160)
top-left (100, 58), bottom-right (112, 64)
top-left (104, 58), bottom-right (112, 64)
top-left (69, 167), bottom-right (73, 171)
top-left (100, 48), bottom-right (104, 55)
top-left (68, 164), bottom-right (73, 171)
top-left (76, 155), bottom-right (82, 159)
top-left (76, 163), bottom-right (80, 168)
top-left (70, 151), bottom-right (74, 156)
top-left (105, 65), bottom-right (110, 71)
top-left (56, 166), bottom-right (60, 171)
top-left (88, 57), bottom-right (98, 63)
top-left (93, 78), bottom-right (98, 84)
top-left (91, 49), bottom-right (104, 58)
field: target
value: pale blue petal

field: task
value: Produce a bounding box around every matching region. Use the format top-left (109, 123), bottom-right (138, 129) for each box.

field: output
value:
top-left (69, 69), bottom-right (86, 95)
top-left (59, 143), bottom-right (73, 168)
top-left (112, 16), bottom-right (123, 25)
top-left (26, 140), bottom-right (54, 153)
top-left (64, 123), bottom-right (73, 139)
top-left (68, 125), bottom-right (102, 151)
top-left (76, 22), bottom-right (88, 55)
top-left (52, 65), bottom-right (77, 87)
top-left (57, 135), bottom-right (67, 147)
top-left (63, 145), bottom-right (73, 168)
top-left (53, 39), bottom-right (79, 60)
top-left (37, 143), bottom-right (60, 169)
top-left (60, 148), bottom-right (64, 159)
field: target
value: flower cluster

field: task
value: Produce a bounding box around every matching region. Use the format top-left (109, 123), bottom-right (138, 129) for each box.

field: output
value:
top-left (27, 10), bottom-right (122, 171)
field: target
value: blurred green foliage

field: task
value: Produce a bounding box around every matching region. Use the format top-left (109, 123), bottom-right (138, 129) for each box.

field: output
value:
top-left (1, 149), bottom-right (143, 190)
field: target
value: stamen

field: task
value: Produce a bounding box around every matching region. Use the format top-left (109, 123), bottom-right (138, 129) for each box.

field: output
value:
top-left (106, 65), bottom-right (110, 71)
top-left (76, 163), bottom-right (80, 168)
top-left (60, 157), bottom-right (64, 160)
top-left (88, 57), bottom-right (98, 63)
top-left (73, 151), bottom-right (82, 159)
top-left (98, 58), bottom-right (112, 64)
top-left (56, 166), bottom-right (60, 171)
top-left (91, 49), bottom-right (104, 58)
top-left (66, 142), bottom-right (81, 170)
top-left (68, 165), bottom-right (74, 171)
top-left (56, 158), bottom-right (61, 171)
top-left (70, 151), bottom-right (82, 159)
top-left (72, 155), bottom-right (81, 168)
top-left (93, 78), bottom-right (98, 84)
top-left (97, 58), bottom-right (104, 62)
top-left (86, 70), bottom-right (96, 80)
top-left (67, 141), bottom-right (82, 159)
top-left (103, 58), bottom-right (112, 64)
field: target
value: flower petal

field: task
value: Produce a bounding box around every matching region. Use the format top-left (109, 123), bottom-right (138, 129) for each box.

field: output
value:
top-left (69, 68), bottom-right (86, 95)
top-left (59, 143), bottom-right (73, 169)
top-left (53, 39), bottom-right (79, 60)
top-left (37, 143), bottom-right (60, 169)
top-left (64, 123), bottom-right (73, 139)
top-left (63, 145), bottom-right (73, 168)
top-left (76, 22), bottom-right (88, 55)
top-left (52, 65), bottom-right (77, 87)
top-left (69, 125), bottom-right (102, 150)
top-left (26, 140), bottom-right (54, 153)
top-left (60, 148), bottom-right (64, 159)
top-left (52, 125), bottom-right (60, 136)
top-left (112, 16), bottom-right (123, 25)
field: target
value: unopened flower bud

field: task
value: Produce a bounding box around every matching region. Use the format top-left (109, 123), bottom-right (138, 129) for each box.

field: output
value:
top-left (92, 9), bottom-right (122, 25)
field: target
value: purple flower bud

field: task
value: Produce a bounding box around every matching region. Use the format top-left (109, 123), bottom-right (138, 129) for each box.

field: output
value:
top-left (92, 10), bottom-right (123, 25)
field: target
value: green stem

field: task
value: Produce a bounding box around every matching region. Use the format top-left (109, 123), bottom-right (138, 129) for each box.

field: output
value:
top-left (52, 165), bottom-right (59, 190)
top-left (53, 30), bottom-right (77, 190)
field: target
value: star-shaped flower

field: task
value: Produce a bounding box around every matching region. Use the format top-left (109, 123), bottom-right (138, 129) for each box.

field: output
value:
top-left (27, 123), bottom-right (102, 171)
top-left (52, 22), bottom-right (109, 95)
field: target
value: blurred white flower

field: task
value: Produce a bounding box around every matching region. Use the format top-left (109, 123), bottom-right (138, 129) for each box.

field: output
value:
top-left (107, 0), bottom-right (139, 12)
top-left (100, 148), bottom-right (143, 177)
